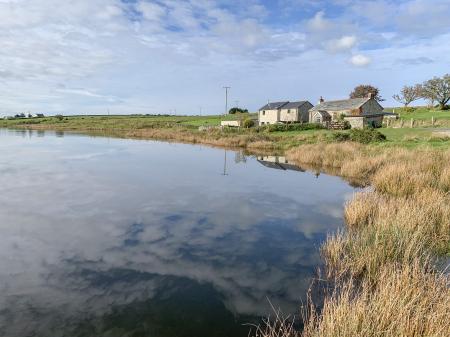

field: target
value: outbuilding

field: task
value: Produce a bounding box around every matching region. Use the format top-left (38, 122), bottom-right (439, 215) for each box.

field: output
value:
top-left (258, 100), bottom-right (313, 126)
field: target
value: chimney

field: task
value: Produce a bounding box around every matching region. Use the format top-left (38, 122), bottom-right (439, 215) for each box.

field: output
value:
top-left (319, 96), bottom-right (324, 104)
top-left (367, 92), bottom-right (374, 99)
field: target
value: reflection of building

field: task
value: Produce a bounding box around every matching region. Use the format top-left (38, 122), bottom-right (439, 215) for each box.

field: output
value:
top-left (257, 156), bottom-right (305, 172)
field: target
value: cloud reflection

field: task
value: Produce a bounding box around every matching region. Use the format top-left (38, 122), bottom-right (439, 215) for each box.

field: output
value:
top-left (0, 130), bottom-right (355, 336)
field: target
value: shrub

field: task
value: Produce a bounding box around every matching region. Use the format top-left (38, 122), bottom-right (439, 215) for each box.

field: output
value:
top-left (266, 123), bottom-right (324, 132)
top-left (331, 132), bottom-right (350, 142)
top-left (242, 118), bottom-right (255, 128)
top-left (349, 129), bottom-right (386, 143)
top-left (333, 129), bottom-right (386, 144)
top-left (55, 114), bottom-right (64, 121)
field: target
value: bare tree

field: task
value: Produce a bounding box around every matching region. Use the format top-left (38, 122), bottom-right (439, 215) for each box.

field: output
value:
top-left (421, 74), bottom-right (450, 110)
top-left (350, 84), bottom-right (384, 102)
top-left (392, 85), bottom-right (422, 108)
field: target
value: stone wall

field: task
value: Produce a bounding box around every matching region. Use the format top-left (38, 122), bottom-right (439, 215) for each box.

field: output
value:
top-left (258, 109), bottom-right (279, 125)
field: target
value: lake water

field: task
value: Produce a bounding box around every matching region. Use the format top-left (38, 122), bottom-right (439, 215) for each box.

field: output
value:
top-left (0, 129), bottom-right (355, 337)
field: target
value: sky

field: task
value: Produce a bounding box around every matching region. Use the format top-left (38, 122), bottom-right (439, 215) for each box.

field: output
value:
top-left (0, 0), bottom-right (449, 115)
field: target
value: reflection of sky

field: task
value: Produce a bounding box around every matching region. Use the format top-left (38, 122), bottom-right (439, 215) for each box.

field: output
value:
top-left (0, 129), bottom-right (355, 337)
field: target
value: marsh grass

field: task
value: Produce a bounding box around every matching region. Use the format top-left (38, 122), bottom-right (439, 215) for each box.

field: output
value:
top-left (253, 143), bottom-right (450, 337)
top-left (302, 261), bottom-right (450, 337)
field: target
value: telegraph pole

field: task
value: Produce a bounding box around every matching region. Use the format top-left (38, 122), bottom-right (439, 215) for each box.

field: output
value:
top-left (223, 86), bottom-right (231, 116)
top-left (222, 150), bottom-right (228, 176)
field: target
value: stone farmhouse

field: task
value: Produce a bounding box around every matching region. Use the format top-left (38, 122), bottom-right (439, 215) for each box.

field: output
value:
top-left (258, 101), bottom-right (313, 126)
top-left (309, 93), bottom-right (384, 128)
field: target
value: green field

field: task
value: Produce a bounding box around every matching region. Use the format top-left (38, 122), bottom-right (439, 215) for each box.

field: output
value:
top-left (386, 106), bottom-right (450, 121)
top-left (2, 109), bottom-right (450, 150)
top-left (0, 112), bottom-right (260, 129)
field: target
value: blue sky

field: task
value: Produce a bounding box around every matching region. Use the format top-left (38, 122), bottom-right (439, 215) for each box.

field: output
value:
top-left (0, 0), bottom-right (449, 115)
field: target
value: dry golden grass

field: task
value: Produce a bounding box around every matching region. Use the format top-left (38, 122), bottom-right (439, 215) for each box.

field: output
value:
top-left (287, 143), bottom-right (362, 168)
top-left (254, 262), bottom-right (450, 337)
top-left (325, 187), bottom-right (450, 283)
top-left (372, 163), bottom-right (435, 197)
top-left (250, 309), bottom-right (296, 337)
top-left (323, 225), bottom-right (430, 283)
top-left (247, 140), bottom-right (277, 151)
top-left (303, 261), bottom-right (450, 337)
top-left (439, 167), bottom-right (450, 191)
top-left (253, 143), bottom-right (450, 337)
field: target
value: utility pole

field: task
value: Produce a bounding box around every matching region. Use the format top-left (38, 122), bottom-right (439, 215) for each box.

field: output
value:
top-left (223, 86), bottom-right (231, 116)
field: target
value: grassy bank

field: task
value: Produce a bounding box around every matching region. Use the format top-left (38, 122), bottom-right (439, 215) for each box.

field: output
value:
top-left (254, 143), bottom-right (450, 336)
top-left (2, 113), bottom-right (450, 150)
top-left (0, 114), bottom-right (323, 152)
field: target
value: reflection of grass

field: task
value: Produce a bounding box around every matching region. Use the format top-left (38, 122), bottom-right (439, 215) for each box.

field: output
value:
top-left (253, 143), bottom-right (450, 337)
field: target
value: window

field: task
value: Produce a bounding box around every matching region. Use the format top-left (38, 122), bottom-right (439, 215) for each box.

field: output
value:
top-left (287, 109), bottom-right (291, 113)
top-left (262, 111), bottom-right (266, 115)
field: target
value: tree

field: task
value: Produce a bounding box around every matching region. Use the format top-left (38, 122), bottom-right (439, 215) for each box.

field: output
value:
top-left (393, 85), bottom-right (422, 108)
top-left (350, 84), bottom-right (384, 101)
top-left (229, 107), bottom-right (248, 114)
top-left (420, 74), bottom-right (450, 110)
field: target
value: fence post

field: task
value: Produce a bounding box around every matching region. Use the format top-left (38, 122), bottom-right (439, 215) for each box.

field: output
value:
top-left (410, 118), bottom-right (414, 128)
top-left (432, 116), bottom-right (435, 126)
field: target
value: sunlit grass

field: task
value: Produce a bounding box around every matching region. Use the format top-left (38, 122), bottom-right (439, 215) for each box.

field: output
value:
top-left (257, 143), bottom-right (450, 337)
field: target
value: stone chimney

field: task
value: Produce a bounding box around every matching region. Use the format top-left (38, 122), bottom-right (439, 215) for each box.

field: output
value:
top-left (319, 96), bottom-right (325, 104)
top-left (367, 92), bottom-right (374, 99)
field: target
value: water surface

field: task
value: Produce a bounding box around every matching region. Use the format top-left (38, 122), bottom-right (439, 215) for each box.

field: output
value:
top-left (0, 129), bottom-right (355, 337)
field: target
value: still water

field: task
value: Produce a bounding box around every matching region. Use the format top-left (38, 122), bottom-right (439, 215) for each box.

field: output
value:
top-left (0, 129), bottom-right (355, 337)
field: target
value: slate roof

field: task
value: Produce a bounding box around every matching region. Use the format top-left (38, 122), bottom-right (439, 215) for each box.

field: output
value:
top-left (310, 98), bottom-right (370, 112)
top-left (259, 101), bottom-right (289, 111)
top-left (282, 101), bottom-right (309, 109)
top-left (314, 110), bottom-right (331, 118)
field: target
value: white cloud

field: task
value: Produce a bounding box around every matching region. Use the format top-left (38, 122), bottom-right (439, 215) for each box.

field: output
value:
top-left (137, 1), bottom-right (167, 22)
top-left (307, 11), bottom-right (331, 32)
top-left (0, 0), bottom-right (449, 114)
top-left (350, 54), bottom-right (371, 67)
top-left (326, 35), bottom-right (357, 52)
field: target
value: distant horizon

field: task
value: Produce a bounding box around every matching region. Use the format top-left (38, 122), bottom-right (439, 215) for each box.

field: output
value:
top-left (0, 102), bottom-right (431, 118)
top-left (0, 0), bottom-right (449, 116)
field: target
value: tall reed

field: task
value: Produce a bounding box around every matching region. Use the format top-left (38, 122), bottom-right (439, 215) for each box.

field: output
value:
top-left (254, 143), bottom-right (450, 337)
